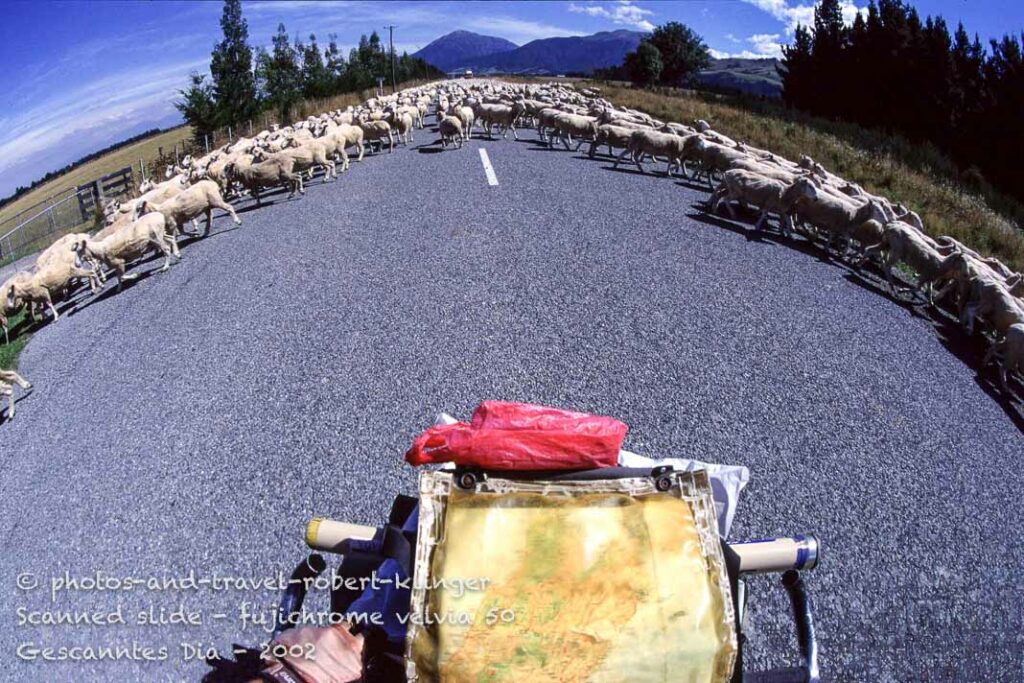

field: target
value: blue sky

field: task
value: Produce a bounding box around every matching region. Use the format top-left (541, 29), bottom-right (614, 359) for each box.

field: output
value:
top-left (1, 0), bottom-right (1021, 198)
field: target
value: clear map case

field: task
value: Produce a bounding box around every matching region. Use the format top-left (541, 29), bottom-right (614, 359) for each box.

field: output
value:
top-left (406, 469), bottom-right (738, 682)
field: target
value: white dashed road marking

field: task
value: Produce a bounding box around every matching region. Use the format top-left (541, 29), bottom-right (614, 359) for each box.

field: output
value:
top-left (479, 148), bottom-right (499, 186)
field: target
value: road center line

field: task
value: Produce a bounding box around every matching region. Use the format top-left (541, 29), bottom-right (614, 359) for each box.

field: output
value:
top-left (478, 148), bottom-right (499, 186)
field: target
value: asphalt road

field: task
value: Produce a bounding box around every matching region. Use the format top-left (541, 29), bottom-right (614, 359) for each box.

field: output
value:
top-left (1, 123), bottom-right (1022, 682)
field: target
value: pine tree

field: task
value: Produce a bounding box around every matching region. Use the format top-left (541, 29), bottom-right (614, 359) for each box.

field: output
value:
top-left (260, 23), bottom-right (302, 120)
top-left (809, 0), bottom-right (846, 117)
top-left (209, 0), bottom-right (257, 128)
top-left (325, 34), bottom-right (346, 90)
top-left (175, 72), bottom-right (218, 142)
top-left (301, 34), bottom-right (330, 98)
top-left (780, 24), bottom-right (814, 110)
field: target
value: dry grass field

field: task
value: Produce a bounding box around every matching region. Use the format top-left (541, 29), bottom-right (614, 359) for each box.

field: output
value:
top-left (0, 126), bottom-right (194, 228)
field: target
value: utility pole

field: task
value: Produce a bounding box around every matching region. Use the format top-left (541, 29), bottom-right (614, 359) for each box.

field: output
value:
top-left (384, 24), bottom-right (397, 93)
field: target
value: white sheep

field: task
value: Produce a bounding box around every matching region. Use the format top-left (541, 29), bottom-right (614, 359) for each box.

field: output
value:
top-left (783, 177), bottom-right (891, 257)
top-left (983, 323), bottom-right (1024, 391)
top-left (359, 120), bottom-right (395, 154)
top-left (136, 179), bottom-right (241, 239)
top-left (614, 129), bottom-right (693, 176)
top-left (550, 112), bottom-right (598, 151)
top-left (475, 102), bottom-right (523, 140)
top-left (455, 106), bottom-right (475, 140)
top-left (958, 270), bottom-right (1024, 336)
top-left (276, 138), bottom-right (336, 182)
top-left (438, 116), bottom-right (465, 149)
top-left (5, 258), bottom-right (99, 322)
top-left (73, 212), bottom-right (179, 291)
top-left (0, 369), bottom-right (32, 420)
top-left (226, 153), bottom-right (305, 206)
top-left (857, 220), bottom-right (959, 302)
top-left (685, 137), bottom-right (749, 185)
top-left (709, 170), bottom-right (796, 235)
top-left (587, 124), bottom-right (636, 159)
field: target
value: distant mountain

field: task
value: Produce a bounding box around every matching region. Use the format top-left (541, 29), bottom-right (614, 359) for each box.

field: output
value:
top-left (412, 31), bottom-right (518, 72)
top-left (414, 29), bottom-right (782, 97)
top-left (470, 30), bottom-right (646, 75)
top-left (697, 58), bottom-right (782, 98)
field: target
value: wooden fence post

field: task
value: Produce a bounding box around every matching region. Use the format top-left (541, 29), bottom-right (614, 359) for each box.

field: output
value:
top-left (94, 180), bottom-right (104, 214)
top-left (204, 134), bottom-right (210, 154)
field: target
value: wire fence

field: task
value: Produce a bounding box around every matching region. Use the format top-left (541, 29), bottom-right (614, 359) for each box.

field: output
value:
top-left (0, 85), bottom-right (424, 268)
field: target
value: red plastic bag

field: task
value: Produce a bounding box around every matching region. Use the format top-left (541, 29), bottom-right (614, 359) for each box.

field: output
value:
top-left (405, 401), bottom-right (628, 470)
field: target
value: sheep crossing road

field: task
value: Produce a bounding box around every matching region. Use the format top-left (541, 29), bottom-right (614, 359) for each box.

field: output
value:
top-left (0, 124), bottom-right (1021, 682)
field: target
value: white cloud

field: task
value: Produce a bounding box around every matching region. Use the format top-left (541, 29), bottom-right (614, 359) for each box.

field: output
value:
top-left (740, 0), bottom-right (866, 34)
top-left (464, 16), bottom-right (585, 44)
top-left (710, 33), bottom-right (784, 59)
top-left (568, 1), bottom-right (655, 32)
top-left (0, 59), bottom-right (205, 194)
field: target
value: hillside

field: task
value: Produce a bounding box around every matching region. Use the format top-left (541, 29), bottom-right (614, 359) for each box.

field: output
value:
top-left (697, 58), bottom-right (782, 98)
top-left (422, 30), bottom-right (645, 75)
top-left (412, 30), bottom-right (518, 71)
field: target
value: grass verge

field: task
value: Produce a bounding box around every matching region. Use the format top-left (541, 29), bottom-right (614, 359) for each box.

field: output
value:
top-left (0, 310), bottom-right (34, 370)
top-left (594, 83), bottom-right (1024, 271)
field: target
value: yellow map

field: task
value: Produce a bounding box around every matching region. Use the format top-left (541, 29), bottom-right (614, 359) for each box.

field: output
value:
top-left (410, 489), bottom-right (735, 682)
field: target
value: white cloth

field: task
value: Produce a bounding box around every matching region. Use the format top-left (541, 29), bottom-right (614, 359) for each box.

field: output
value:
top-left (617, 450), bottom-right (748, 539)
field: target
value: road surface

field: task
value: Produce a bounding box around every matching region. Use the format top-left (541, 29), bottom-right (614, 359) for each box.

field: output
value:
top-left (1, 124), bottom-right (1021, 682)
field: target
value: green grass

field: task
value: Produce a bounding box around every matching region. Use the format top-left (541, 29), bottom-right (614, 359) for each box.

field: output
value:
top-left (593, 82), bottom-right (1024, 271)
top-left (0, 310), bottom-right (35, 370)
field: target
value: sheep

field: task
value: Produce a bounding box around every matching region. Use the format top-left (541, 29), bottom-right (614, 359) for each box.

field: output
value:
top-left (5, 258), bottom-right (99, 322)
top-left (226, 153), bottom-right (305, 206)
top-left (36, 233), bottom-right (103, 292)
top-left (438, 116), bottom-right (464, 149)
top-left (548, 112), bottom-right (598, 151)
top-left (726, 157), bottom-right (805, 185)
top-left (983, 323), bottom-right (1024, 391)
top-left (958, 272), bottom-right (1024, 337)
top-left (685, 137), bottom-right (749, 185)
top-left (72, 212), bottom-right (179, 291)
top-left (661, 121), bottom-right (698, 137)
top-left (359, 120), bottom-right (394, 154)
top-left (782, 177), bottom-right (891, 257)
top-left (276, 138), bottom-right (336, 182)
top-left (136, 179), bottom-right (241, 239)
top-left (536, 107), bottom-right (562, 141)
top-left (475, 102), bottom-right (523, 140)
top-left (857, 220), bottom-right (959, 302)
top-left (709, 170), bottom-right (796, 235)
top-left (0, 369), bottom-right (32, 420)
top-left (100, 175), bottom-right (203, 240)
top-left (387, 109), bottom-right (415, 144)
top-left (587, 124), bottom-right (636, 159)
top-left (455, 106), bottom-right (475, 140)
top-left (615, 129), bottom-right (693, 176)
top-left (325, 123), bottom-right (365, 166)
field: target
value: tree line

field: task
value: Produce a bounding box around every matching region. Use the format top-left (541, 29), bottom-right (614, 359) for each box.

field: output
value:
top-left (177, 0), bottom-right (442, 141)
top-left (595, 22), bottom-right (711, 87)
top-left (781, 0), bottom-right (1024, 207)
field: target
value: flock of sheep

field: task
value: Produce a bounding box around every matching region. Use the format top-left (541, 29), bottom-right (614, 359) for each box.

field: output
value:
top-left (1, 77), bottom-right (1022, 422)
